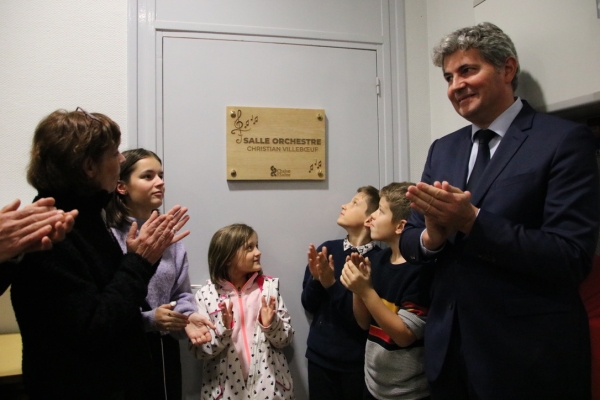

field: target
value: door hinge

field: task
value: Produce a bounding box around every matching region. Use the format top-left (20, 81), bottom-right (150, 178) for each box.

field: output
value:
top-left (375, 77), bottom-right (380, 96)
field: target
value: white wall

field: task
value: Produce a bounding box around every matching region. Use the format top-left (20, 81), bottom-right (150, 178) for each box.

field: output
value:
top-left (475, 0), bottom-right (600, 112)
top-left (0, 0), bottom-right (128, 333)
top-left (1, 0), bottom-right (598, 386)
top-left (425, 0), bottom-right (478, 140)
top-left (422, 0), bottom-right (600, 141)
top-left (403, 0), bottom-right (433, 182)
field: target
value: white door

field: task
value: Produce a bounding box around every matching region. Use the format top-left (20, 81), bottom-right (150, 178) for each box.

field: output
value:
top-left (161, 35), bottom-right (385, 398)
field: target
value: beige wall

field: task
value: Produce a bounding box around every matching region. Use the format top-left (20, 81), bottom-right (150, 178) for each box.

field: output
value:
top-left (0, 0), bottom-right (127, 333)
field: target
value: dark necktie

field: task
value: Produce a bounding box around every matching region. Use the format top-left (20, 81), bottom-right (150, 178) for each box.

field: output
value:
top-left (466, 129), bottom-right (496, 192)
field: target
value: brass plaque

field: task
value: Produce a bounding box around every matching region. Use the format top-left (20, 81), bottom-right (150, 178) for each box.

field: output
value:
top-left (226, 106), bottom-right (326, 180)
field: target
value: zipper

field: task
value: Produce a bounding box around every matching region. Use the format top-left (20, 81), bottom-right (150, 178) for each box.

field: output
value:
top-left (224, 281), bottom-right (253, 369)
top-left (236, 290), bottom-right (252, 365)
top-left (247, 279), bottom-right (270, 398)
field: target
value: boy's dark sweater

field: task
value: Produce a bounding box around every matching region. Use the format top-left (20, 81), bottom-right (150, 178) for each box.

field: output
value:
top-left (301, 239), bottom-right (381, 371)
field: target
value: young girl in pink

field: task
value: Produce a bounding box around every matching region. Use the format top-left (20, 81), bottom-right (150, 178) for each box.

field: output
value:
top-left (190, 223), bottom-right (295, 399)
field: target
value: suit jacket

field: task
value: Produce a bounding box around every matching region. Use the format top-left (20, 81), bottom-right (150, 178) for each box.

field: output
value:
top-left (400, 101), bottom-right (600, 399)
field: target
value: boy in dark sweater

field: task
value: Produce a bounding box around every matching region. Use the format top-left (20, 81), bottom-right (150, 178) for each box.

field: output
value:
top-left (301, 186), bottom-right (381, 400)
top-left (342, 182), bottom-right (430, 400)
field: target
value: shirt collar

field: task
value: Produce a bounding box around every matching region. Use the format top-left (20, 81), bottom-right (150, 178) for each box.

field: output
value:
top-left (471, 97), bottom-right (523, 140)
top-left (343, 237), bottom-right (375, 255)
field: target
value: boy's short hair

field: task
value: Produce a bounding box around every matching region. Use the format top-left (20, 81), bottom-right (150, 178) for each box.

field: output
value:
top-left (357, 185), bottom-right (380, 215)
top-left (379, 182), bottom-right (414, 223)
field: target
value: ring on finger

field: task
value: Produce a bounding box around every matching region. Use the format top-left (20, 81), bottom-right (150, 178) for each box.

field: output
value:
top-left (428, 196), bottom-right (434, 205)
top-left (425, 204), bottom-right (431, 212)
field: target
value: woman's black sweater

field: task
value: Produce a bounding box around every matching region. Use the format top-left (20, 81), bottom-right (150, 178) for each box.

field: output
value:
top-left (11, 190), bottom-right (157, 399)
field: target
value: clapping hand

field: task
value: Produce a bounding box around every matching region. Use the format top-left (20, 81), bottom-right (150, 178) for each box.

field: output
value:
top-left (0, 198), bottom-right (78, 263)
top-left (126, 205), bottom-right (190, 265)
top-left (155, 303), bottom-right (189, 332)
top-left (307, 244), bottom-right (335, 288)
top-left (219, 300), bottom-right (234, 329)
top-left (260, 295), bottom-right (277, 327)
top-left (186, 312), bottom-right (216, 345)
top-left (340, 253), bottom-right (372, 296)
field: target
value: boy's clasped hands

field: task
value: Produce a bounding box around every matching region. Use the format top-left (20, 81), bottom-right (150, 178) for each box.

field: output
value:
top-left (308, 243), bottom-right (374, 296)
top-left (341, 253), bottom-right (373, 296)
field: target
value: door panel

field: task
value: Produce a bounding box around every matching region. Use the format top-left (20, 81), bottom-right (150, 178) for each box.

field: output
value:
top-left (162, 36), bottom-right (381, 397)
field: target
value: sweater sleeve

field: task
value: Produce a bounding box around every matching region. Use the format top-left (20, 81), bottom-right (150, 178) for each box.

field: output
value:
top-left (0, 262), bottom-right (16, 296)
top-left (13, 246), bottom-right (156, 344)
top-left (170, 249), bottom-right (196, 316)
top-left (325, 279), bottom-right (357, 324)
top-left (141, 309), bottom-right (157, 332)
top-left (113, 224), bottom-right (159, 333)
top-left (189, 284), bottom-right (232, 360)
top-left (397, 268), bottom-right (429, 340)
top-left (325, 243), bottom-right (372, 325)
top-left (301, 265), bottom-right (327, 313)
top-left (169, 247), bottom-right (197, 340)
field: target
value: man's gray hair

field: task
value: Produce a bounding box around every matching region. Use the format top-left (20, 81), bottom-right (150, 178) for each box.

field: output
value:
top-left (432, 22), bottom-right (520, 91)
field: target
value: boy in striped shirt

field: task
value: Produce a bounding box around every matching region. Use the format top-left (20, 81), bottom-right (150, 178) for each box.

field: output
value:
top-left (342, 182), bottom-right (430, 400)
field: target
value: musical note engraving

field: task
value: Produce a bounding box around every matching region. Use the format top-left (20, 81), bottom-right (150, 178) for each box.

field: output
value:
top-left (308, 159), bottom-right (323, 173)
top-left (230, 109), bottom-right (259, 144)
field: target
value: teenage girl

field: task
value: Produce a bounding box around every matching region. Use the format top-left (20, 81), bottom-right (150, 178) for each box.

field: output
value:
top-left (190, 223), bottom-right (295, 399)
top-left (106, 148), bottom-right (213, 400)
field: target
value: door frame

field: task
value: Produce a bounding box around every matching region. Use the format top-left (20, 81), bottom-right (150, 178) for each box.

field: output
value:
top-left (129, 0), bottom-right (411, 183)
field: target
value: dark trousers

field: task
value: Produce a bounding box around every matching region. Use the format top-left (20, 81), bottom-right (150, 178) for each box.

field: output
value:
top-left (146, 333), bottom-right (182, 400)
top-left (428, 321), bottom-right (479, 400)
top-left (308, 360), bottom-right (365, 400)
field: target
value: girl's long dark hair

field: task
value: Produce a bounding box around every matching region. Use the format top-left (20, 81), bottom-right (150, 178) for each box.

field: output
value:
top-left (105, 148), bottom-right (161, 228)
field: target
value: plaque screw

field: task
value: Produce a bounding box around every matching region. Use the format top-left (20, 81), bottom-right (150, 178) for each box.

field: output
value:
top-left (317, 113), bottom-right (323, 121)
top-left (230, 169), bottom-right (237, 177)
top-left (230, 111), bottom-right (236, 118)
top-left (318, 170), bottom-right (323, 178)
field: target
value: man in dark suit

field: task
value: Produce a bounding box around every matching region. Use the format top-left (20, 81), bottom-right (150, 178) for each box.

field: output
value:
top-left (400, 22), bottom-right (600, 399)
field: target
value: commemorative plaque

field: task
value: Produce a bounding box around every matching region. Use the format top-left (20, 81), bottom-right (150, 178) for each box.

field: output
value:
top-left (226, 106), bottom-right (326, 180)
